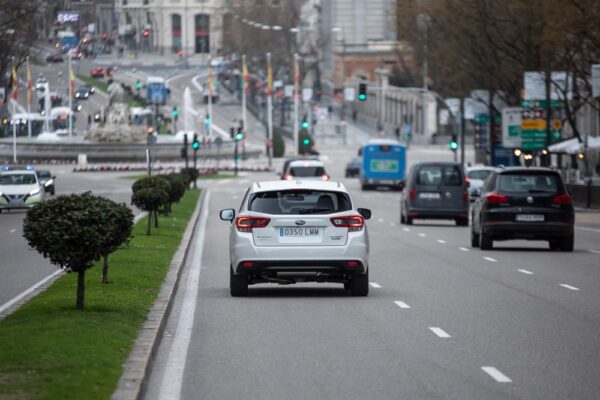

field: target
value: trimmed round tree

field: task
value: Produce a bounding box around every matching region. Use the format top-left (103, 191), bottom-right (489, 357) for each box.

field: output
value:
top-left (162, 174), bottom-right (187, 214)
top-left (23, 193), bottom-right (112, 310)
top-left (95, 197), bottom-right (134, 284)
top-left (132, 176), bottom-right (170, 231)
top-left (131, 187), bottom-right (168, 235)
top-left (180, 168), bottom-right (199, 187)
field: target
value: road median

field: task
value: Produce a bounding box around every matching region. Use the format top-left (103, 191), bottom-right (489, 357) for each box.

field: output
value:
top-left (0, 188), bottom-right (202, 400)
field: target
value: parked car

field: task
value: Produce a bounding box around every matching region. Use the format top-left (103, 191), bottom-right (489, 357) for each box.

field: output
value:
top-left (91, 67), bottom-right (105, 78)
top-left (470, 167), bottom-right (574, 251)
top-left (35, 170), bottom-right (56, 195)
top-left (400, 162), bottom-right (469, 226)
top-left (219, 180), bottom-right (372, 296)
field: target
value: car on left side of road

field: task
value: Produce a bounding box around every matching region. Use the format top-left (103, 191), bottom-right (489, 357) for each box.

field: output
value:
top-left (470, 167), bottom-right (574, 251)
top-left (35, 170), bottom-right (56, 195)
top-left (91, 67), bottom-right (105, 78)
top-left (0, 170), bottom-right (44, 212)
top-left (219, 180), bottom-right (372, 296)
top-left (46, 53), bottom-right (64, 63)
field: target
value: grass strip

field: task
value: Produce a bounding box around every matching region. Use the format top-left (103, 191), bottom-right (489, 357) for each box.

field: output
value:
top-left (0, 189), bottom-right (200, 400)
top-left (77, 75), bottom-right (109, 94)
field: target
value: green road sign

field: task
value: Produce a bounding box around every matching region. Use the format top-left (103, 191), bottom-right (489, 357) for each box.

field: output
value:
top-left (520, 99), bottom-right (561, 109)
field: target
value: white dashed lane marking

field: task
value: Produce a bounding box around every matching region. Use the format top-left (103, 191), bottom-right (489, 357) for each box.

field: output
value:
top-left (429, 327), bottom-right (451, 338)
top-left (369, 282), bottom-right (382, 288)
top-left (418, 233), bottom-right (427, 237)
top-left (483, 257), bottom-right (498, 263)
top-left (9, 229), bottom-right (16, 233)
top-left (403, 228), bottom-right (411, 232)
top-left (437, 239), bottom-right (446, 244)
top-left (394, 301), bottom-right (411, 309)
top-left (481, 366), bottom-right (512, 383)
top-left (378, 218), bottom-right (384, 223)
top-left (518, 269), bottom-right (534, 275)
top-left (389, 222), bottom-right (396, 226)
top-left (459, 247), bottom-right (470, 252)
top-left (589, 249), bottom-right (600, 254)
top-left (559, 284), bottom-right (580, 291)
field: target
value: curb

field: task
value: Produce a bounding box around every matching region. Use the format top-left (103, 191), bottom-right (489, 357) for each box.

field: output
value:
top-left (111, 190), bottom-right (206, 400)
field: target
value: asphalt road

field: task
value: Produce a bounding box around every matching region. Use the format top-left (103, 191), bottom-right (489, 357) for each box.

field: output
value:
top-left (144, 144), bottom-right (600, 400)
top-left (0, 166), bottom-right (139, 307)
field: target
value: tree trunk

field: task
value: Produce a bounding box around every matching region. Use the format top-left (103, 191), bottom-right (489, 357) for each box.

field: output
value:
top-left (154, 210), bottom-right (159, 228)
top-left (146, 212), bottom-right (152, 235)
top-left (102, 254), bottom-right (109, 284)
top-left (76, 269), bottom-right (85, 310)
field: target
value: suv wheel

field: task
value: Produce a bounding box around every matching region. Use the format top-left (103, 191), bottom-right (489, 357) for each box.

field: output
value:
top-left (560, 234), bottom-right (574, 252)
top-left (350, 269), bottom-right (369, 296)
top-left (479, 228), bottom-right (493, 250)
top-left (230, 266), bottom-right (248, 297)
top-left (406, 216), bottom-right (413, 225)
top-left (471, 229), bottom-right (480, 247)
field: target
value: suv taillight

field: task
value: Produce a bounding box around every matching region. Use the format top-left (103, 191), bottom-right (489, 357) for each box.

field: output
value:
top-left (236, 216), bottom-right (270, 232)
top-left (409, 188), bottom-right (416, 201)
top-left (552, 194), bottom-right (572, 205)
top-left (330, 215), bottom-right (364, 232)
top-left (486, 193), bottom-right (508, 205)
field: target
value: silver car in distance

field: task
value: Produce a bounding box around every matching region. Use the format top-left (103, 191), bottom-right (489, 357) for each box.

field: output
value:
top-left (220, 180), bottom-right (371, 297)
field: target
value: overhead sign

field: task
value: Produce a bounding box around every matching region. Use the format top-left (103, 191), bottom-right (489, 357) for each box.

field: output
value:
top-left (520, 108), bottom-right (561, 150)
top-left (344, 87), bottom-right (355, 102)
top-left (57, 12), bottom-right (79, 24)
top-left (502, 107), bottom-right (522, 148)
top-left (592, 65), bottom-right (600, 98)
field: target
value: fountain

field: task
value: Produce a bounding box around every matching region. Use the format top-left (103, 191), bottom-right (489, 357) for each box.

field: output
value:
top-left (84, 81), bottom-right (147, 143)
top-left (173, 86), bottom-right (197, 141)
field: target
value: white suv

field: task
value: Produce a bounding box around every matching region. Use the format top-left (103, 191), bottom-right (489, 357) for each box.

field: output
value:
top-left (282, 160), bottom-right (329, 181)
top-left (220, 180), bottom-right (371, 296)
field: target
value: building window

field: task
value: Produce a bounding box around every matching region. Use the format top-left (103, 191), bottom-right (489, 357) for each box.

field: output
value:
top-left (172, 14), bottom-right (182, 53)
top-left (143, 0), bottom-right (149, 5)
top-left (195, 14), bottom-right (210, 54)
top-left (123, 0), bottom-right (127, 5)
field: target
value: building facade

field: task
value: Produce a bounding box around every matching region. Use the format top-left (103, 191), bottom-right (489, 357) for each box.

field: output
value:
top-left (115, 0), bottom-right (225, 56)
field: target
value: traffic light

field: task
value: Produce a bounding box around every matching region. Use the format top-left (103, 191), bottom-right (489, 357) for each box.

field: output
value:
top-left (358, 83), bottom-right (367, 101)
top-left (143, 29), bottom-right (150, 38)
top-left (135, 80), bottom-right (142, 93)
top-left (303, 138), bottom-right (311, 145)
top-left (449, 134), bottom-right (458, 151)
top-left (235, 129), bottom-right (244, 141)
top-left (181, 133), bottom-right (188, 159)
top-left (2, 117), bottom-right (8, 126)
top-left (172, 106), bottom-right (178, 120)
top-left (192, 134), bottom-right (200, 150)
top-left (301, 120), bottom-right (309, 130)
top-left (230, 127), bottom-right (235, 139)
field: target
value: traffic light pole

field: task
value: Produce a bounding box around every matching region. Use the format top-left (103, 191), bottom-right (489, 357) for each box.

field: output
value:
top-left (460, 97), bottom-right (465, 166)
top-left (193, 148), bottom-right (197, 188)
top-left (234, 139), bottom-right (239, 176)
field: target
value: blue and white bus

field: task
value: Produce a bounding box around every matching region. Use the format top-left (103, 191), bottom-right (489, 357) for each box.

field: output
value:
top-left (146, 77), bottom-right (169, 105)
top-left (360, 139), bottom-right (406, 190)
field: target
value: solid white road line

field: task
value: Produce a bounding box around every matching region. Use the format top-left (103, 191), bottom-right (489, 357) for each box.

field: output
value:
top-left (481, 366), bottom-right (512, 383)
top-left (459, 247), bottom-right (470, 252)
top-left (158, 191), bottom-right (210, 400)
top-left (518, 269), bottom-right (534, 275)
top-left (483, 257), bottom-right (498, 263)
top-left (437, 239), bottom-right (446, 244)
top-left (576, 226), bottom-right (600, 233)
top-left (369, 282), bottom-right (382, 288)
top-left (419, 233), bottom-right (427, 237)
top-left (403, 228), bottom-right (411, 232)
top-left (429, 327), bottom-right (451, 338)
top-left (0, 270), bottom-right (63, 315)
top-left (559, 284), bottom-right (580, 291)
top-left (589, 249), bottom-right (600, 254)
top-left (394, 301), bottom-right (411, 309)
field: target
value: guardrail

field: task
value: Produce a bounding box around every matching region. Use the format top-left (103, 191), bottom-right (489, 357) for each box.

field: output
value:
top-left (567, 183), bottom-right (600, 209)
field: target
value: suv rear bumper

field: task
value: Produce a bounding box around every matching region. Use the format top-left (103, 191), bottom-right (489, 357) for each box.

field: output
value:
top-left (484, 221), bottom-right (573, 240)
top-left (234, 259), bottom-right (367, 275)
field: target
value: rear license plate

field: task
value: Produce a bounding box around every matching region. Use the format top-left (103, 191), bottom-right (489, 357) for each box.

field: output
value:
top-left (516, 214), bottom-right (544, 222)
top-left (279, 227), bottom-right (320, 237)
top-left (419, 192), bottom-right (440, 199)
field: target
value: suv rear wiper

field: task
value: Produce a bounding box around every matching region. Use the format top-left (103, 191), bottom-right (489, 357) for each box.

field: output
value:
top-left (298, 208), bottom-right (332, 214)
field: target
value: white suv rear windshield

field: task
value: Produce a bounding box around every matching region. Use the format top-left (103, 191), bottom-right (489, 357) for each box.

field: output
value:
top-left (249, 190), bottom-right (352, 215)
top-left (289, 166), bottom-right (325, 177)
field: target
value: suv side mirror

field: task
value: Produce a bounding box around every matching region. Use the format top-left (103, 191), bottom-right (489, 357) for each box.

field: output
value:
top-left (220, 209), bottom-right (235, 221)
top-left (357, 208), bottom-right (372, 220)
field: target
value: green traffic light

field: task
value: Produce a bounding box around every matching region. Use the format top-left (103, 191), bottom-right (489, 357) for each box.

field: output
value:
top-left (301, 121), bottom-right (309, 129)
top-left (235, 133), bottom-right (244, 141)
top-left (449, 141), bottom-right (458, 151)
top-left (358, 94), bottom-right (366, 101)
top-left (193, 141), bottom-right (199, 150)
top-left (303, 138), bottom-right (310, 145)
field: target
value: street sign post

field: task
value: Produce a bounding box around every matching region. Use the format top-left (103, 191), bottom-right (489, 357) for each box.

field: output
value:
top-left (502, 107), bottom-right (522, 148)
